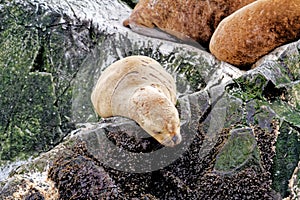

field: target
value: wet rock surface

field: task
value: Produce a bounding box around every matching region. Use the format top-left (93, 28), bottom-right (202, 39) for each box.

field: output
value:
top-left (0, 0), bottom-right (299, 199)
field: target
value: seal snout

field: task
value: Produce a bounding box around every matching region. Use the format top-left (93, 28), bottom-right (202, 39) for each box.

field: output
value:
top-left (172, 133), bottom-right (182, 145)
top-left (161, 129), bottom-right (182, 147)
top-left (161, 133), bottom-right (181, 147)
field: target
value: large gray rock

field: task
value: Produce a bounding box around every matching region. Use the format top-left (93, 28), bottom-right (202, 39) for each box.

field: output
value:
top-left (0, 0), bottom-right (299, 199)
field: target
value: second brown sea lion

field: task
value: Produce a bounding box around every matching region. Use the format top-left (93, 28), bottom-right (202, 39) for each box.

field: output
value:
top-left (123, 0), bottom-right (257, 47)
top-left (209, 0), bottom-right (300, 68)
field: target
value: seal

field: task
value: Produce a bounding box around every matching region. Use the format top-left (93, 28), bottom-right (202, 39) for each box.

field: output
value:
top-left (209, 0), bottom-right (300, 67)
top-left (91, 56), bottom-right (181, 147)
top-left (123, 0), bottom-right (256, 47)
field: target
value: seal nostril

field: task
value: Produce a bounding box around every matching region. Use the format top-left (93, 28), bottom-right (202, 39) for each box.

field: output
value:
top-left (172, 135), bottom-right (178, 143)
top-left (172, 133), bottom-right (182, 144)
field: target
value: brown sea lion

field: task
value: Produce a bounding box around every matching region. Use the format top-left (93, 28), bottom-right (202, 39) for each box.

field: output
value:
top-left (209, 0), bottom-right (300, 67)
top-left (123, 0), bottom-right (257, 47)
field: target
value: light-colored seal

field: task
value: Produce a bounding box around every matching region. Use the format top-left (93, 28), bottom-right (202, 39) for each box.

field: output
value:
top-left (209, 0), bottom-right (300, 67)
top-left (91, 56), bottom-right (181, 147)
top-left (123, 0), bottom-right (256, 46)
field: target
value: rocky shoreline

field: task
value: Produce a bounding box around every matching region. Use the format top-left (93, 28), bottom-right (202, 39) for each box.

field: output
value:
top-left (0, 0), bottom-right (300, 199)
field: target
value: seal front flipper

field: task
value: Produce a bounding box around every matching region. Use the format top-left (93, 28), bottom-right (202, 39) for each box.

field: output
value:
top-left (124, 22), bottom-right (205, 50)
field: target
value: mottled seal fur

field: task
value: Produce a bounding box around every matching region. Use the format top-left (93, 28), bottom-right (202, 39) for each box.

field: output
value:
top-left (209, 0), bottom-right (300, 67)
top-left (124, 0), bottom-right (256, 47)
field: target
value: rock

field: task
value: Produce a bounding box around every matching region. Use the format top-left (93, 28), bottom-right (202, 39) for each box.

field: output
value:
top-left (0, 173), bottom-right (59, 200)
top-left (0, 0), bottom-right (237, 184)
top-left (214, 128), bottom-right (261, 174)
top-left (0, 141), bottom-right (67, 200)
top-left (121, 0), bottom-right (138, 8)
top-left (227, 43), bottom-right (300, 198)
top-left (72, 91), bottom-right (279, 199)
top-left (288, 161), bottom-right (300, 199)
top-left (48, 142), bottom-right (121, 199)
top-left (0, 69), bottom-right (61, 160)
top-left (209, 0), bottom-right (300, 68)
top-left (0, 0), bottom-right (300, 199)
top-left (124, 0), bottom-right (256, 47)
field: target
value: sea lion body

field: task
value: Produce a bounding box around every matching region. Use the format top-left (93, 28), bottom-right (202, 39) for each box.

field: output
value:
top-left (91, 56), bottom-right (181, 147)
top-left (124, 0), bottom-right (256, 46)
top-left (209, 0), bottom-right (300, 67)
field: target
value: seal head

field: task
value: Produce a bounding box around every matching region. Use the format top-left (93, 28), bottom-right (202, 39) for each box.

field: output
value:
top-left (129, 85), bottom-right (181, 147)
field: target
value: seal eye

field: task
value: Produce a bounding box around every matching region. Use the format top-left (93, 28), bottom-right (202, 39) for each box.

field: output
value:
top-left (154, 131), bottom-right (162, 135)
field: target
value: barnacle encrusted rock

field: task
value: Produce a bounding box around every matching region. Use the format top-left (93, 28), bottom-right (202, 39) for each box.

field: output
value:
top-left (124, 0), bottom-right (256, 46)
top-left (48, 144), bottom-right (120, 199)
top-left (209, 0), bottom-right (300, 67)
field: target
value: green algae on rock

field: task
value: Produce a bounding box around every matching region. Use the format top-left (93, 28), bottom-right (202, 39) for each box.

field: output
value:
top-left (0, 71), bottom-right (61, 161)
top-left (0, 11), bottom-right (62, 162)
top-left (271, 122), bottom-right (300, 197)
top-left (288, 161), bottom-right (300, 199)
top-left (225, 54), bottom-right (300, 197)
top-left (0, 0), bottom-right (103, 163)
top-left (214, 128), bottom-right (261, 174)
